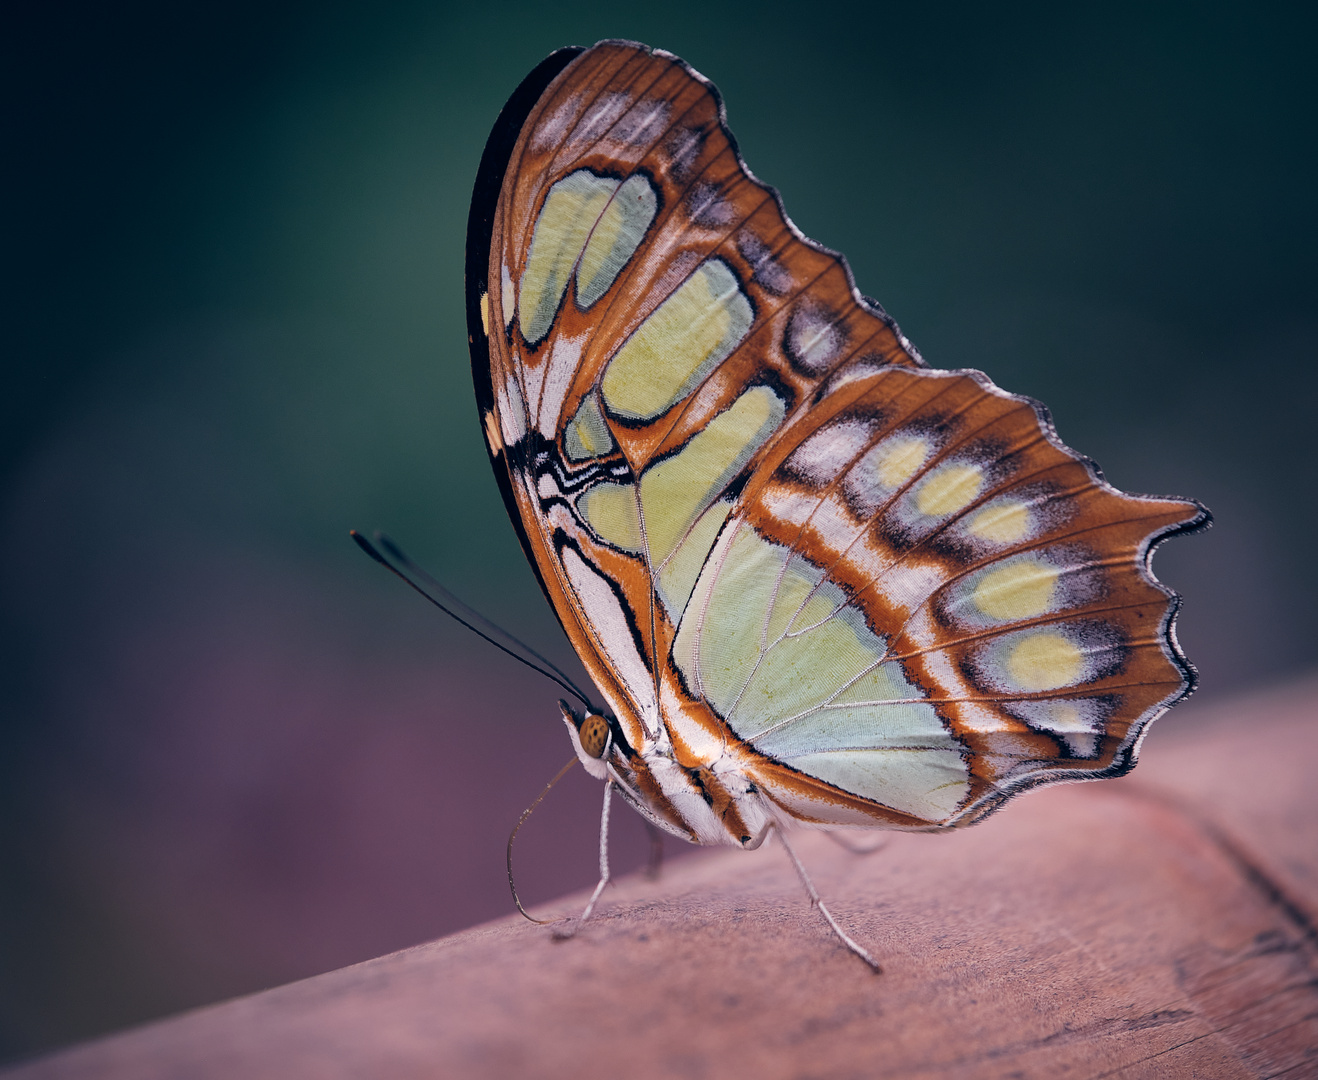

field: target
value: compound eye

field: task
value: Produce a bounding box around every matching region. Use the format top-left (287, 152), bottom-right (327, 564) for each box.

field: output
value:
top-left (578, 713), bottom-right (610, 759)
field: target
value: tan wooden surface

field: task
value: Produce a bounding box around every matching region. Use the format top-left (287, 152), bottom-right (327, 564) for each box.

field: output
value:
top-left (7, 680), bottom-right (1317, 1079)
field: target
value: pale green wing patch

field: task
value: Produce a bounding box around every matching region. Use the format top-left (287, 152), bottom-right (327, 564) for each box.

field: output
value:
top-left (519, 171), bottom-right (616, 344)
top-left (656, 500), bottom-right (733, 621)
top-left (518, 170), bottom-right (657, 344)
top-left (782, 749), bottom-right (969, 822)
top-left (569, 384), bottom-right (785, 621)
top-left (640, 385), bottom-right (784, 569)
top-left (673, 522), bottom-right (969, 821)
top-left (577, 481), bottom-right (643, 553)
top-left (600, 259), bottom-right (753, 421)
top-left (576, 174), bottom-right (657, 308)
top-left (564, 393), bottom-right (615, 461)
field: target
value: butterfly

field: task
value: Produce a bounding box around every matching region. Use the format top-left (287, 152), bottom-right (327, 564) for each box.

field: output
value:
top-left (463, 39), bottom-right (1207, 966)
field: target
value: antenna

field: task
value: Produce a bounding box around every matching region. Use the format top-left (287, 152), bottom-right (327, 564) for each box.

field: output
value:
top-left (350, 530), bottom-right (595, 710)
top-left (506, 755), bottom-right (580, 924)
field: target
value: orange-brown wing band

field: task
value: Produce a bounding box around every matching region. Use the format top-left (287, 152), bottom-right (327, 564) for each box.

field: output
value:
top-left (466, 46), bottom-right (585, 666)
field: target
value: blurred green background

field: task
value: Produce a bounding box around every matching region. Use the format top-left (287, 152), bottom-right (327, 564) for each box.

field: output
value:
top-left (2, 0), bottom-right (1313, 1061)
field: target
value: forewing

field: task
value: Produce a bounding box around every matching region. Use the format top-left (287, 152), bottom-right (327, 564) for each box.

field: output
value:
top-left (470, 41), bottom-right (919, 750)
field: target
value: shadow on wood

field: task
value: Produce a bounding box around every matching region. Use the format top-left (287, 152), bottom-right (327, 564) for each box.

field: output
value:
top-left (7, 680), bottom-right (1317, 1079)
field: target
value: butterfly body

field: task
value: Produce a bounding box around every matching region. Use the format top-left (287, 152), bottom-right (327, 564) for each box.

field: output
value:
top-left (466, 42), bottom-right (1206, 858)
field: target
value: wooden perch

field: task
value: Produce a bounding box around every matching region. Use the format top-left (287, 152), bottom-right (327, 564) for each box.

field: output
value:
top-left (7, 681), bottom-right (1317, 1079)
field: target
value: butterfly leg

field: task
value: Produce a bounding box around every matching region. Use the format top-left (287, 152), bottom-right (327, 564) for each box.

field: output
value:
top-left (554, 778), bottom-right (614, 939)
top-left (774, 825), bottom-right (882, 973)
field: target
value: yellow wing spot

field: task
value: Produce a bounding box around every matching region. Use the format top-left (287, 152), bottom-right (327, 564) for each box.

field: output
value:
top-left (916, 463), bottom-right (983, 517)
top-left (875, 436), bottom-right (929, 488)
top-left (1006, 631), bottom-right (1083, 691)
top-left (483, 409), bottom-right (503, 453)
top-left (601, 259), bottom-right (753, 420)
top-left (973, 559), bottom-right (1059, 621)
top-left (479, 292), bottom-right (490, 338)
top-left (578, 482), bottom-right (643, 552)
top-left (967, 499), bottom-right (1031, 543)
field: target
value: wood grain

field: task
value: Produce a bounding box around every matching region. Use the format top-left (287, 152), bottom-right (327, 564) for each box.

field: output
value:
top-left (7, 680), bottom-right (1316, 1079)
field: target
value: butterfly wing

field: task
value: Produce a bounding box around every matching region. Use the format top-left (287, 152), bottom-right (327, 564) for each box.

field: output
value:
top-left (467, 41), bottom-right (1206, 833)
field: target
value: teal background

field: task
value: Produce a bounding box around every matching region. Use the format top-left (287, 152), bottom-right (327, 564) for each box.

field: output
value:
top-left (3, 0), bottom-right (1313, 1060)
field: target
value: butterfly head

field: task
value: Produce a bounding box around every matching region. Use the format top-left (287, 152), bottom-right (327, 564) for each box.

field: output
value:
top-left (558, 700), bottom-right (615, 779)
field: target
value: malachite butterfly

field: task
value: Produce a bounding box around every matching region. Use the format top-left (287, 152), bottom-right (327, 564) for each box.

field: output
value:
top-left (462, 40), bottom-right (1207, 964)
